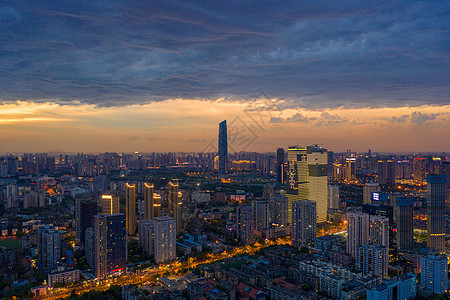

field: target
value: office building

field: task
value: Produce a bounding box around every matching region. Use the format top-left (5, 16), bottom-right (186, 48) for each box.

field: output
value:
top-left (126, 183), bottom-right (136, 235)
top-left (356, 244), bottom-right (388, 279)
top-left (396, 197), bottom-right (414, 250)
top-left (38, 225), bottom-right (61, 272)
top-left (327, 150), bottom-right (334, 180)
top-left (286, 145), bottom-right (328, 223)
top-left (420, 253), bottom-right (448, 294)
top-left (291, 199), bottom-right (317, 247)
top-left (363, 182), bottom-right (381, 205)
top-left (237, 205), bottom-right (254, 245)
top-left (369, 215), bottom-right (389, 247)
top-left (276, 148), bottom-right (285, 183)
top-left (328, 185), bottom-right (340, 209)
top-left (168, 181), bottom-right (182, 234)
top-left (252, 199), bottom-right (270, 231)
top-left (346, 212), bottom-right (370, 257)
top-left (426, 175), bottom-right (446, 253)
top-left (93, 214), bottom-right (127, 278)
top-left (143, 183), bottom-right (154, 220)
top-left (413, 158), bottom-right (426, 183)
top-left (139, 216), bottom-right (176, 264)
top-left (218, 120), bottom-right (228, 176)
top-left (101, 194), bottom-right (119, 215)
top-left (75, 199), bottom-right (97, 244)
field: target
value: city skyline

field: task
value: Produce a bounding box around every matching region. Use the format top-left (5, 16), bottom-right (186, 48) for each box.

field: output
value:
top-left (0, 1), bottom-right (449, 153)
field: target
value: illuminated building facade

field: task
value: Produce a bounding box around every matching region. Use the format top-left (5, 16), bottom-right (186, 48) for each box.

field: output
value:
top-left (413, 157), bottom-right (426, 183)
top-left (427, 174), bottom-right (446, 253)
top-left (276, 148), bottom-right (285, 183)
top-left (346, 212), bottom-right (370, 257)
top-left (101, 194), bottom-right (119, 215)
top-left (143, 183), bottom-right (154, 220)
top-left (93, 214), bottom-right (127, 279)
top-left (363, 182), bottom-right (380, 205)
top-left (168, 181), bottom-right (183, 234)
top-left (291, 199), bottom-right (316, 247)
top-left (126, 183), bottom-right (136, 235)
top-left (396, 197), bottom-right (414, 250)
top-left (420, 253), bottom-right (448, 294)
top-left (38, 225), bottom-right (61, 272)
top-left (286, 145), bottom-right (328, 223)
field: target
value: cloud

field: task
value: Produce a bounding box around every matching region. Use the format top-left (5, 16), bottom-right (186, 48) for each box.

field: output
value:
top-left (186, 138), bottom-right (207, 143)
top-left (410, 111), bottom-right (439, 125)
top-left (0, 1), bottom-right (447, 108)
top-left (127, 135), bottom-right (139, 141)
top-left (390, 111), bottom-right (440, 125)
top-left (269, 113), bottom-right (314, 123)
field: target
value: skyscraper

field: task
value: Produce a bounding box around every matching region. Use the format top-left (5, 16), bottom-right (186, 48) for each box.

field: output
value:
top-left (426, 174), bottom-right (446, 253)
top-left (420, 253), bottom-right (448, 295)
top-left (153, 193), bottom-right (161, 218)
top-left (143, 183), bottom-right (154, 220)
top-left (139, 216), bottom-right (176, 264)
top-left (291, 199), bottom-right (317, 247)
top-left (75, 199), bottom-right (97, 244)
top-left (346, 212), bottom-right (370, 257)
top-left (286, 145), bottom-right (328, 223)
top-left (377, 160), bottom-right (396, 185)
top-left (396, 197), bottom-right (414, 250)
top-left (268, 194), bottom-right (289, 227)
top-left (413, 157), bottom-right (426, 184)
top-left (168, 181), bottom-right (182, 234)
top-left (237, 205), bottom-right (254, 245)
top-left (276, 148), bottom-right (285, 183)
top-left (126, 183), bottom-right (136, 235)
top-left (345, 157), bottom-right (356, 181)
top-left (93, 214), bottom-right (127, 278)
top-left (38, 225), bottom-right (61, 272)
top-left (218, 120), bottom-right (228, 176)
top-left (101, 194), bottom-right (119, 215)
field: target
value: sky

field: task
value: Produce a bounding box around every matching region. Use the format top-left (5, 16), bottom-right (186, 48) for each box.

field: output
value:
top-left (0, 1), bottom-right (449, 153)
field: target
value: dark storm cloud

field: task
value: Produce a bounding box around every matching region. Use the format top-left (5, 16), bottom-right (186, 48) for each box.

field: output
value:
top-left (0, 0), bottom-right (448, 107)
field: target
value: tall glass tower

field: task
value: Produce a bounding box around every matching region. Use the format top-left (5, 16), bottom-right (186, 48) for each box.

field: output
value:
top-left (218, 120), bottom-right (227, 176)
top-left (427, 174), bottom-right (446, 253)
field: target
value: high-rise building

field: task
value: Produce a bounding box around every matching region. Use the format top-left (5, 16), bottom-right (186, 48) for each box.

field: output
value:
top-left (327, 150), bottom-right (334, 180)
top-left (101, 194), bottom-right (119, 215)
top-left (38, 225), bottom-right (61, 272)
top-left (218, 120), bottom-right (228, 176)
top-left (396, 197), bottom-right (414, 250)
top-left (143, 183), bottom-right (154, 220)
top-left (378, 160), bottom-right (396, 185)
top-left (328, 185), bottom-right (340, 209)
top-left (126, 183), bottom-right (136, 235)
top-left (286, 145), bottom-right (328, 223)
top-left (75, 199), bottom-right (97, 244)
top-left (363, 182), bottom-right (381, 205)
top-left (413, 158), bottom-right (426, 183)
top-left (345, 157), bottom-right (356, 181)
top-left (276, 148), bottom-right (285, 183)
top-left (426, 174), bottom-right (446, 253)
top-left (139, 216), bottom-right (176, 264)
top-left (153, 193), bottom-right (161, 218)
top-left (252, 199), bottom-right (270, 231)
top-left (269, 195), bottom-right (289, 227)
top-left (168, 181), bottom-right (182, 234)
top-left (346, 212), bottom-right (370, 257)
top-left (291, 199), bottom-right (317, 247)
top-left (356, 244), bottom-right (388, 279)
top-left (85, 227), bottom-right (94, 268)
top-left (237, 205), bottom-right (254, 245)
top-left (93, 214), bottom-right (127, 279)
top-left (420, 253), bottom-right (448, 294)
top-left (369, 215), bottom-right (389, 247)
